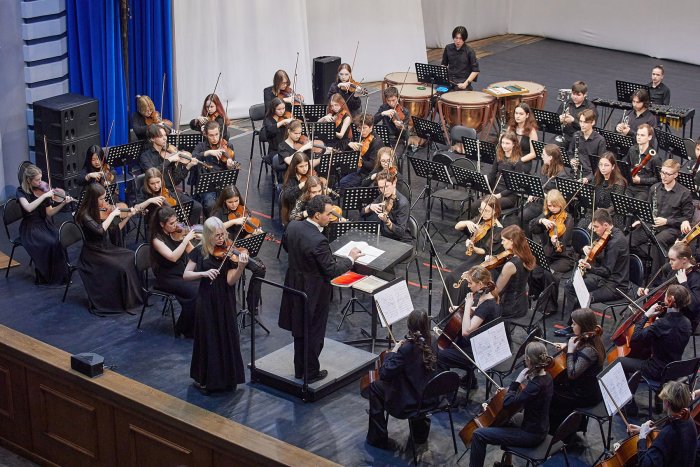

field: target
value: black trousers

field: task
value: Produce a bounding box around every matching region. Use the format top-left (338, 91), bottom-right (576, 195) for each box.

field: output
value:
top-left (293, 305), bottom-right (330, 378)
top-left (244, 258), bottom-right (266, 314)
top-left (367, 380), bottom-right (430, 447)
top-left (630, 225), bottom-right (678, 277)
top-left (563, 273), bottom-right (624, 321)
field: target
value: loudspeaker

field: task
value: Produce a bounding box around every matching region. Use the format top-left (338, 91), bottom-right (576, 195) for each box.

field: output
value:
top-left (49, 175), bottom-right (82, 199)
top-left (35, 133), bottom-right (100, 178)
top-left (34, 93), bottom-right (100, 143)
top-left (313, 56), bottom-right (341, 105)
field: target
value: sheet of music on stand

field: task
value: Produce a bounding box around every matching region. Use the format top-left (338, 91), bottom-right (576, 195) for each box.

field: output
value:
top-left (469, 320), bottom-right (512, 371)
top-left (333, 240), bottom-right (385, 265)
top-left (597, 361), bottom-right (633, 416)
top-left (374, 280), bottom-right (413, 328)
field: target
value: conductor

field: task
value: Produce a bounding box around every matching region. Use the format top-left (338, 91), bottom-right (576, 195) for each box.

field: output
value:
top-left (279, 195), bottom-right (364, 383)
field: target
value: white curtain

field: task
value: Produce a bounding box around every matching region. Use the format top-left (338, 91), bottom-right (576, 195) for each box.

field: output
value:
top-left (173, 0), bottom-right (427, 121)
top-left (422, 0), bottom-right (509, 48)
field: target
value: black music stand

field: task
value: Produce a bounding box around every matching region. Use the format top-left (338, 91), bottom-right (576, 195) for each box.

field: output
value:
top-left (292, 104), bottom-right (327, 123)
top-left (415, 62), bottom-right (450, 120)
top-left (167, 133), bottom-right (203, 153)
top-left (556, 177), bottom-right (594, 210)
top-left (107, 141), bottom-right (144, 185)
top-left (352, 125), bottom-right (390, 146)
top-left (527, 238), bottom-right (550, 270)
top-left (611, 192), bottom-right (666, 265)
top-left (532, 139), bottom-right (573, 169)
top-left (408, 156), bottom-right (452, 243)
top-left (595, 127), bottom-right (635, 159)
top-left (532, 108), bottom-right (563, 138)
top-left (173, 200), bottom-right (193, 224)
top-left (322, 150), bottom-right (360, 183)
top-left (656, 128), bottom-right (689, 160)
top-left (341, 186), bottom-right (380, 218)
top-left (303, 122), bottom-right (336, 143)
top-left (235, 232), bottom-right (270, 334)
top-left (192, 169), bottom-right (239, 196)
top-left (502, 170), bottom-right (545, 225)
top-left (615, 80), bottom-right (650, 103)
top-left (412, 116), bottom-right (447, 160)
top-left (653, 166), bottom-right (695, 191)
top-left (449, 166), bottom-right (492, 220)
top-left (462, 137), bottom-right (496, 166)
top-left (332, 223), bottom-right (382, 332)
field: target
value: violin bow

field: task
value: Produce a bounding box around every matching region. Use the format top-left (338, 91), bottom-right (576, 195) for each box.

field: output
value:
top-left (159, 73), bottom-right (166, 124)
top-left (165, 169), bottom-right (190, 229)
top-left (422, 224), bottom-right (456, 310)
top-left (374, 301), bottom-right (398, 344)
top-left (484, 174), bottom-right (502, 258)
top-left (100, 120), bottom-right (116, 204)
top-left (350, 41), bottom-right (359, 74)
top-left (599, 378), bottom-right (632, 430)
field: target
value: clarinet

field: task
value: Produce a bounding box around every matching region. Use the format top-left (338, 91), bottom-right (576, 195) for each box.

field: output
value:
top-left (573, 133), bottom-right (582, 180)
top-left (652, 184), bottom-right (659, 231)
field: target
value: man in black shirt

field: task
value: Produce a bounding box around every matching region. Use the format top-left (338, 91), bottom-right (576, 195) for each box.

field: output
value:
top-left (557, 209), bottom-right (629, 336)
top-left (362, 171), bottom-right (411, 242)
top-left (441, 26), bottom-right (479, 90)
top-left (556, 81), bottom-right (595, 148)
top-left (616, 89), bottom-right (658, 142)
top-left (567, 109), bottom-right (606, 181)
top-left (624, 124), bottom-right (659, 200)
top-left (630, 159), bottom-right (693, 274)
top-left (373, 86), bottom-right (411, 147)
top-left (648, 65), bottom-right (671, 106)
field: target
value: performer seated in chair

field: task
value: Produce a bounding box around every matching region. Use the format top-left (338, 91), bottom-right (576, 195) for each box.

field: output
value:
top-left (339, 113), bottom-right (384, 190)
top-left (374, 86), bottom-right (410, 149)
top-left (288, 175), bottom-right (324, 222)
top-left (567, 109), bottom-right (606, 182)
top-left (366, 309), bottom-right (437, 450)
top-left (361, 170), bottom-right (411, 242)
top-left (556, 81), bottom-right (595, 149)
top-left (624, 123), bottom-right (660, 200)
top-left (191, 120), bottom-right (237, 215)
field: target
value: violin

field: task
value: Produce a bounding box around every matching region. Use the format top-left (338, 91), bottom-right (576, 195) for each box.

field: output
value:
top-left (274, 110), bottom-right (293, 123)
top-left (680, 221), bottom-right (700, 245)
top-left (144, 110), bottom-right (174, 128)
top-left (98, 202), bottom-right (131, 221)
top-left (170, 223), bottom-right (202, 242)
top-left (212, 238), bottom-right (262, 269)
top-left (164, 144), bottom-right (213, 170)
top-left (580, 226), bottom-right (612, 276)
top-left (294, 134), bottom-right (326, 155)
top-left (100, 163), bottom-right (115, 184)
top-left (481, 250), bottom-right (514, 271)
top-left (437, 283), bottom-right (496, 350)
top-left (228, 205), bottom-right (262, 235)
top-left (341, 79), bottom-right (368, 96)
top-left (466, 220), bottom-right (493, 256)
top-left (392, 103), bottom-right (406, 127)
top-left (160, 187), bottom-right (178, 207)
top-left (547, 211), bottom-right (567, 253)
top-left (630, 149), bottom-right (656, 177)
top-left (33, 181), bottom-right (67, 203)
top-left (328, 205), bottom-right (347, 223)
top-left (277, 88), bottom-right (304, 105)
top-left (359, 134), bottom-right (373, 159)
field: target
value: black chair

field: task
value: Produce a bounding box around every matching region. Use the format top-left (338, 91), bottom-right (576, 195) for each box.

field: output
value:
top-left (389, 370), bottom-right (460, 465)
top-left (396, 179), bottom-right (412, 207)
top-left (58, 221), bottom-right (84, 302)
top-left (570, 227), bottom-right (590, 256)
top-left (486, 328), bottom-right (541, 395)
top-left (639, 357), bottom-right (700, 418)
top-left (575, 371), bottom-right (641, 461)
top-left (3, 198), bottom-right (27, 278)
top-left (500, 412), bottom-right (582, 466)
top-left (133, 174), bottom-right (147, 242)
top-left (692, 325), bottom-right (700, 357)
top-left (507, 283), bottom-right (556, 339)
top-left (394, 215), bottom-right (423, 288)
top-left (429, 153), bottom-right (471, 221)
top-left (134, 243), bottom-right (178, 336)
top-left (249, 103), bottom-right (270, 188)
top-left (597, 254), bottom-right (644, 325)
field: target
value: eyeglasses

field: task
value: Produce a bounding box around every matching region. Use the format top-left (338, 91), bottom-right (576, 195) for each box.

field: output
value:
top-left (214, 232), bottom-right (226, 239)
top-left (660, 171), bottom-right (677, 177)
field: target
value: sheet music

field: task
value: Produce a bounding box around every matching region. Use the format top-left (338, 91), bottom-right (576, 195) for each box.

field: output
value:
top-left (598, 362), bottom-right (633, 416)
top-left (572, 268), bottom-right (591, 308)
top-left (333, 241), bottom-right (384, 265)
top-left (374, 280), bottom-right (413, 327)
top-left (470, 321), bottom-right (512, 371)
top-left (352, 275), bottom-right (389, 294)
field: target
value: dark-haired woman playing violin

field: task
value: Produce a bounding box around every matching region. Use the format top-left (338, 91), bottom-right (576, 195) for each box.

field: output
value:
top-left (78, 145), bottom-right (117, 189)
top-left (339, 113), bottom-right (383, 190)
top-left (183, 216), bottom-right (248, 394)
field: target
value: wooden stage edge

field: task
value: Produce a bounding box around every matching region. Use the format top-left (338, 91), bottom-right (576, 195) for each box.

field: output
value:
top-left (0, 325), bottom-right (338, 466)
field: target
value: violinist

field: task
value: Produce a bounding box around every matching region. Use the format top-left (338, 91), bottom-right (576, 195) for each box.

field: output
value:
top-left (366, 309), bottom-right (437, 450)
top-left (75, 183), bottom-right (142, 315)
top-left (436, 266), bottom-right (501, 390)
top-left (630, 159), bottom-right (694, 275)
top-left (362, 147), bottom-right (401, 187)
top-left (132, 95), bottom-right (173, 140)
top-left (374, 86), bottom-right (410, 147)
top-left (578, 152), bottom-right (627, 230)
top-left (496, 225), bottom-right (536, 321)
top-left (138, 168), bottom-right (195, 227)
top-left (318, 93), bottom-right (353, 150)
top-left (149, 206), bottom-right (198, 338)
top-left (275, 120), bottom-right (322, 181)
top-left (263, 70), bottom-right (302, 111)
top-left (440, 197), bottom-right (503, 319)
top-left (469, 342), bottom-right (553, 467)
top-left (559, 209), bottom-right (629, 337)
top-left (288, 175), bottom-right (323, 221)
top-left (78, 145), bottom-right (116, 189)
top-left (16, 164), bottom-right (72, 285)
top-left (483, 131), bottom-right (524, 213)
top-left (191, 120), bottom-right (237, 214)
top-left (506, 103), bottom-right (539, 171)
top-left (139, 124), bottom-right (203, 224)
top-left (548, 308), bottom-right (604, 436)
top-left (189, 93), bottom-right (230, 140)
top-left (567, 109), bottom-right (606, 181)
top-left (624, 124), bottom-right (659, 200)
top-left (280, 152), bottom-right (314, 226)
top-left (619, 285), bottom-right (692, 416)
top-left (327, 63), bottom-right (362, 115)
top-left (441, 26), bottom-right (479, 91)
top-left (262, 98), bottom-right (295, 165)
top-left (362, 170), bottom-right (411, 242)
top-left (628, 380), bottom-right (696, 466)
top-left (520, 144), bottom-right (571, 234)
top-left (183, 217), bottom-right (248, 394)
top-left (528, 190), bottom-right (575, 315)
top-left (339, 113), bottom-right (384, 190)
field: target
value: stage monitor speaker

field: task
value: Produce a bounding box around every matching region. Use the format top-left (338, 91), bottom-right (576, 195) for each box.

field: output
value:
top-left (313, 56), bottom-right (341, 105)
top-left (34, 93), bottom-right (100, 143)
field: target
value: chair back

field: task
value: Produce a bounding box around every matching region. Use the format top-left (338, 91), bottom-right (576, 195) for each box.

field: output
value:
top-left (508, 328), bottom-right (542, 373)
top-left (627, 371), bottom-right (642, 395)
top-left (3, 198), bottom-right (23, 238)
top-left (571, 227), bottom-right (590, 256)
top-left (628, 254), bottom-right (644, 288)
top-left (249, 103), bottom-right (267, 140)
top-left (549, 412), bottom-right (583, 454)
top-left (59, 221), bottom-right (84, 249)
top-left (432, 151), bottom-right (454, 167)
top-left (419, 371), bottom-right (460, 410)
top-left (449, 125), bottom-right (477, 144)
top-left (531, 283), bottom-right (556, 314)
top-left (451, 156), bottom-right (476, 171)
top-left (17, 161), bottom-right (32, 185)
top-left (397, 179), bottom-right (412, 206)
top-left (407, 215), bottom-right (419, 245)
top-left (134, 173), bottom-right (146, 195)
top-left (660, 357), bottom-right (700, 386)
top-left (134, 243), bottom-right (152, 275)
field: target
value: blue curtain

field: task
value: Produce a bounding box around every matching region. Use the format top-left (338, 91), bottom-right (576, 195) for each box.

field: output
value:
top-left (128, 0), bottom-right (174, 128)
top-left (66, 0), bottom-right (128, 145)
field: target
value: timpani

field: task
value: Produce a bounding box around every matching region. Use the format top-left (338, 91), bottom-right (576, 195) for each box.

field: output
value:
top-left (438, 91), bottom-right (496, 133)
top-left (487, 80), bottom-right (547, 120)
top-left (382, 71), bottom-right (422, 103)
top-left (399, 85), bottom-right (433, 128)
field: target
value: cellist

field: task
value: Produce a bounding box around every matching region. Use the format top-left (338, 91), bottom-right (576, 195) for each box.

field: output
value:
top-left (469, 342), bottom-right (553, 467)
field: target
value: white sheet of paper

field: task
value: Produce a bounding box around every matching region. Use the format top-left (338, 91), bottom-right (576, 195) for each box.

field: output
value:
top-left (334, 241), bottom-right (384, 265)
top-left (598, 361), bottom-right (633, 416)
top-left (374, 280), bottom-right (413, 327)
top-left (469, 321), bottom-right (512, 371)
top-left (572, 268), bottom-right (591, 308)
top-left (352, 275), bottom-right (388, 294)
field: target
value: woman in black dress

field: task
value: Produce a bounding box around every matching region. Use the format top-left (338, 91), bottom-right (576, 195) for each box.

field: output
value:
top-left (263, 97), bottom-right (295, 158)
top-left (274, 120), bottom-right (321, 182)
top-left (521, 144), bottom-right (571, 234)
top-left (506, 102), bottom-right (539, 173)
top-left (280, 152), bottom-right (312, 225)
top-left (484, 131), bottom-right (524, 213)
top-left (75, 183), bottom-right (142, 314)
top-left (578, 151), bottom-right (627, 229)
top-left (327, 63), bottom-right (363, 115)
top-left (183, 216), bottom-right (247, 394)
top-left (149, 206), bottom-right (198, 337)
top-left (16, 164), bottom-right (73, 285)
top-left (77, 145), bottom-right (117, 189)
top-left (318, 93), bottom-right (353, 151)
top-left (497, 225), bottom-right (536, 320)
top-left (189, 93), bottom-right (229, 141)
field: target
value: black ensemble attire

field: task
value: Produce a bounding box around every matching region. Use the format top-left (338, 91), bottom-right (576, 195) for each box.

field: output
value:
top-left (441, 43), bottom-right (479, 90)
top-left (361, 191), bottom-right (412, 242)
top-left (637, 416), bottom-right (696, 467)
top-left (151, 234), bottom-right (198, 337)
top-left (500, 256), bottom-right (531, 320)
top-left (556, 98), bottom-right (595, 147)
top-left (190, 139), bottom-right (236, 215)
top-left (577, 180), bottom-right (627, 230)
top-left (367, 340), bottom-right (436, 448)
top-left (279, 219), bottom-right (353, 378)
top-left (189, 114), bottom-right (228, 141)
top-left (131, 112), bottom-right (149, 140)
top-left (77, 215), bottom-right (142, 314)
top-left (568, 130), bottom-right (607, 180)
top-left (624, 145), bottom-right (660, 200)
top-left (327, 82), bottom-right (361, 115)
top-left (520, 167), bottom-right (571, 233)
top-left (488, 157), bottom-right (525, 211)
top-left (188, 245), bottom-right (245, 392)
top-left (339, 133), bottom-right (383, 190)
top-left (373, 104), bottom-right (411, 145)
top-left (648, 82), bottom-right (671, 106)
top-left (16, 188), bottom-right (68, 285)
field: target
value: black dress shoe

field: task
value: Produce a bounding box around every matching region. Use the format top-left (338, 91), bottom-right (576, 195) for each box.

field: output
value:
top-left (554, 326), bottom-right (574, 337)
top-left (308, 369), bottom-right (328, 383)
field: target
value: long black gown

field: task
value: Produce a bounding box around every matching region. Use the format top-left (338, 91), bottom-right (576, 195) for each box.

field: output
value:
top-left (16, 188), bottom-right (68, 285)
top-left (188, 245), bottom-right (245, 391)
top-left (151, 234), bottom-right (198, 337)
top-left (77, 214), bottom-right (142, 314)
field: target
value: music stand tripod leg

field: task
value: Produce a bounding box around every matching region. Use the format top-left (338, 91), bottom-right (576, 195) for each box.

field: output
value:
top-left (237, 272), bottom-right (270, 334)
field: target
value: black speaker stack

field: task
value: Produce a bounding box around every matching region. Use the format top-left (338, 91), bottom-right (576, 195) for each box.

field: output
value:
top-left (312, 56), bottom-right (341, 105)
top-left (33, 93), bottom-right (100, 198)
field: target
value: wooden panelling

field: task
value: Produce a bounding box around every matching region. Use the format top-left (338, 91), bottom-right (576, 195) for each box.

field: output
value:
top-left (0, 356), bottom-right (31, 449)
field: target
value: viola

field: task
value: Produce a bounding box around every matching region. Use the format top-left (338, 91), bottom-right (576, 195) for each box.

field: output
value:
top-left (466, 220), bottom-right (493, 256)
top-left (359, 350), bottom-right (388, 399)
top-left (437, 284), bottom-right (496, 350)
top-left (160, 187), bottom-right (178, 207)
top-left (328, 205), bottom-right (346, 223)
top-left (580, 226), bottom-right (612, 276)
top-left (630, 149), bottom-right (656, 177)
top-left (228, 205), bottom-right (262, 235)
top-left (480, 249), bottom-right (514, 271)
top-left (33, 181), bottom-right (67, 203)
top-left (547, 211), bottom-right (567, 253)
